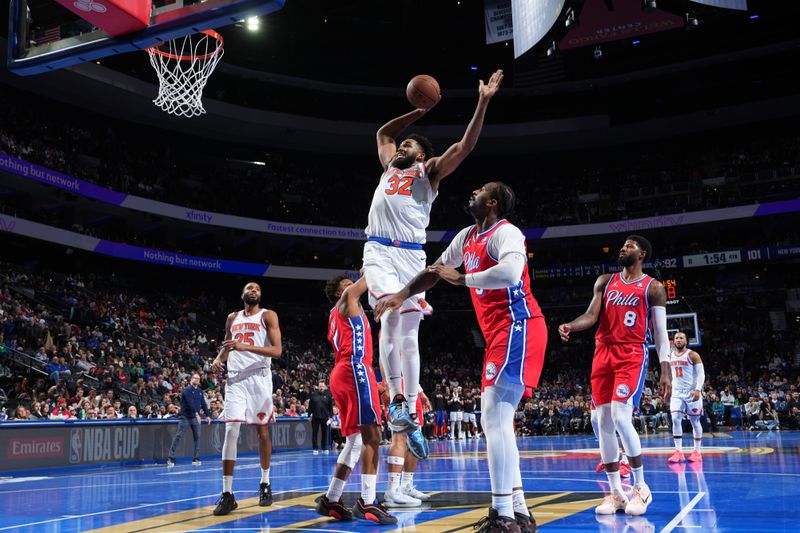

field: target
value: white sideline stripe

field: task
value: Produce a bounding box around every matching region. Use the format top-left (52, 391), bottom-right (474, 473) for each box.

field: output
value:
top-left (660, 491), bottom-right (706, 533)
top-left (0, 486), bottom-right (328, 531)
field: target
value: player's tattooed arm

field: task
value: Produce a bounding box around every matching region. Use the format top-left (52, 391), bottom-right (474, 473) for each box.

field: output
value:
top-left (376, 109), bottom-right (429, 169)
top-left (427, 69), bottom-right (503, 190)
top-left (212, 312), bottom-right (236, 371)
top-left (558, 274), bottom-right (612, 342)
top-left (373, 260), bottom-right (444, 320)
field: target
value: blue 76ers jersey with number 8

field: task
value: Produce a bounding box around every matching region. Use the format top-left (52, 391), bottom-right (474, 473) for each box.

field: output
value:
top-left (365, 162), bottom-right (436, 244)
top-left (595, 272), bottom-right (655, 345)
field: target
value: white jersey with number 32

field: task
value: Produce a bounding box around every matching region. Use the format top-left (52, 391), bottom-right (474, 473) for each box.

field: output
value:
top-left (670, 349), bottom-right (697, 394)
top-left (365, 162), bottom-right (437, 244)
top-left (228, 310), bottom-right (271, 374)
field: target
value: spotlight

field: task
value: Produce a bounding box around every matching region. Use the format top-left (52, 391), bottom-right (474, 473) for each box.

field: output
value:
top-left (643, 0), bottom-right (656, 11)
top-left (593, 45), bottom-right (602, 60)
top-left (685, 13), bottom-right (699, 29)
top-left (246, 16), bottom-right (260, 31)
top-left (546, 40), bottom-right (557, 57)
top-left (564, 7), bottom-right (577, 29)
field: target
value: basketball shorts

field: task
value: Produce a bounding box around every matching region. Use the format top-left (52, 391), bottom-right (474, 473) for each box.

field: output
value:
top-left (449, 411), bottom-right (463, 423)
top-left (330, 361), bottom-right (382, 437)
top-left (220, 367), bottom-right (273, 425)
top-left (670, 393), bottom-right (704, 416)
top-left (463, 412), bottom-right (477, 425)
top-left (482, 316), bottom-right (547, 391)
top-left (363, 241), bottom-right (430, 314)
top-left (591, 342), bottom-right (648, 407)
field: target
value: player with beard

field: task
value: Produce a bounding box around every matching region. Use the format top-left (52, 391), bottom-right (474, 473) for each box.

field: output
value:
top-left (211, 282), bottom-right (282, 516)
top-left (376, 182), bottom-right (546, 533)
top-left (558, 236), bottom-right (672, 517)
top-left (364, 70), bottom-right (504, 461)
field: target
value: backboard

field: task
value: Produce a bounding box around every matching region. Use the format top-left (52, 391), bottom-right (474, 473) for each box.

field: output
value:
top-left (7, 0), bottom-right (285, 75)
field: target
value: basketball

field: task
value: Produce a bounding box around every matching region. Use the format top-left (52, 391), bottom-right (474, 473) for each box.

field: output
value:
top-left (406, 75), bottom-right (441, 109)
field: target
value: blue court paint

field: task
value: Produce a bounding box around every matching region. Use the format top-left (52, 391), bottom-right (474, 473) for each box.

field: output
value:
top-left (0, 431), bottom-right (797, 531)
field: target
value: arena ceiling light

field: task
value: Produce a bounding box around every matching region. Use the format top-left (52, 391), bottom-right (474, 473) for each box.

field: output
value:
top-left (246, 16), bottom-right (260, 31)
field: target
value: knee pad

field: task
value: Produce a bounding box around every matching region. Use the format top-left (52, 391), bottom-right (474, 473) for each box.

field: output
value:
top-left (337, 433), bottom-right (362, 469)
top-left (222, 422), bottom-right (241, 461)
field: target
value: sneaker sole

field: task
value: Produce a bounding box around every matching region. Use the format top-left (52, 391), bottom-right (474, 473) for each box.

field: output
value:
top-left (213, 503), bottom-right (238, 516)
top-left (383, 498), bottom-right (422, 508)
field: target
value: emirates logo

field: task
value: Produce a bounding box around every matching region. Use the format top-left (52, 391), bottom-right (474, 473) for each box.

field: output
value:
top-left (74, 0), bottom-right (107, 13)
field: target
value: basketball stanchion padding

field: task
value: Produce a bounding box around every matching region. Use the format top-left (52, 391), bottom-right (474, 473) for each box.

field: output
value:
top-left (146, 30), bottom-right (224, 118)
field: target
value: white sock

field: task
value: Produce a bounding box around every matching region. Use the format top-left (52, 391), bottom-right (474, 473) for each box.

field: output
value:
top-left (606, 470), bottom-right (623, 496)
top-left (492, 494), bottom-right (514, 519)
top-left (222, 475), bottom-right (233, 493)
top-left (361, 473), bottom-right (377, 504)
top-left (388, 471), bottom-right (402, 492)
top-left (260, 468), bottom-right (270, 484)
top-left (512, 489), bottom-right (529, 516)
top-left (694, 439), bottom-right (702, 452)
top-left (632, 465), bottom-right (645, 488)
top-left (401, 471), bottom-right (414, 488)
top-left (326, 477), bottom-right (346, 501)
top-left (674, 437), bottom-right (683, 452)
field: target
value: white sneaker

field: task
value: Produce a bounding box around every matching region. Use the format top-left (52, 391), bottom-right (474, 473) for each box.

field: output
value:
top-left (595, 492), bottom-right (629, 514)
top-left (192, 459), bottom-right (202, 466)
top-left (313, 450), bottom-right (319, 455)
top-left (384, 487), bottom-right (422, 507)
top-left (625, 485), bottom-right (652, 515)
top-left (323, 449), bottom-right (330, 455)
top-left (402, 483), bottom-right (431, 501)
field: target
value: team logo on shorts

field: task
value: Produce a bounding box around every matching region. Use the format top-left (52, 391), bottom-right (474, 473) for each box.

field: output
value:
top-left (257, 412), bottom-right (267, 421)
top-left (692, 408), bottom-right (699, 414)
top-left (485, 363), bottom-right (497, 381)
top-left (615, 384), bottom-right (630, 398)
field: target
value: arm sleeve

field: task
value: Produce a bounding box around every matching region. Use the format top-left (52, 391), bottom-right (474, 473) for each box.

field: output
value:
top-left (437, 227), bottom-right (471, 267)
top-left (465, 224), bottom-right (527, 290)
top-left (651, 306), bottom-right (670, 364)
top-left (693, 363), bottom-right (705, 391)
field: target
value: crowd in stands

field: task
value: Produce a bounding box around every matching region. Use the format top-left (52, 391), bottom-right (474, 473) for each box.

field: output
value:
top-left (2, 260), bottom-right (798, 438)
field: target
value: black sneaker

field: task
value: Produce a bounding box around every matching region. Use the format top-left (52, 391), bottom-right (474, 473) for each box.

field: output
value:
top-left (315, 494), bottom-right (354, 521)
top-left (352, 497), bottom-right (398, 525)
top-left (472, 507), bottom-right (521, 532)
top-left (213, 492), bottom-right (237, 516)
top-left (515, 511), bottom-right (539, 533)
top-left (259, 482), bottom-right (273, 506)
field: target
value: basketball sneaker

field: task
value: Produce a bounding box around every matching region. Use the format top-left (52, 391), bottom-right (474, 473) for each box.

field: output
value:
top-left (315, 494), bottom-right (353, 521)
top-left (166, 458), bottom-right (176, 467)
top-left (668, 450), bottom-right (686, 463)
top-left (258, 482), bottom-right (272, 506)
top-left (515, 511), bottom-right (539, 533)
top-left (595, 460), bottom-right (605, 473)
top-left (388, 396), bottom-right (415, 433)
top-left (192, 459), bottom-right (202, 466)
top-left (619, 462), bottom-right (631, 478)
top-left (472, 507), bottom-right (522, 532)
top-left (401, 483), bottom-right (431, 501)
top-left (687, 450), bottom-right (702, 462)
top-left (353, 497), bottom-right (398, 525)
top-left (384, 487), bottom-right (422, 507)
top-left (595, 492), bottom-right (629, 514)
top-left (625, 484), bottom-right (652, 516)
top-left (406, 425), bottom-right (429, 459)
top-left (212, 492), bottom-right (238, 516)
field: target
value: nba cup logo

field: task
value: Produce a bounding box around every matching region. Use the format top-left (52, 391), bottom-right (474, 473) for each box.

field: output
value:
top-left (74, 0), bottom-right (108, 12)
top-left (69, 429), bottom-right (82, 464)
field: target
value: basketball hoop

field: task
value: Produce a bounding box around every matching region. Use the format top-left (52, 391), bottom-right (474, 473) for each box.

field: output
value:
top-left (146, 30), bottom-right (224, 118)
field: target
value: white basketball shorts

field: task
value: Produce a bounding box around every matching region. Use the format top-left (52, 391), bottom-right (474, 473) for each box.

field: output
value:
top-left (220, 367), bottom-right (274, 425)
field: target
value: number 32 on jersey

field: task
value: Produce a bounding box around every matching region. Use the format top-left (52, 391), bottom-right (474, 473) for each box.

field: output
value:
top-left (385, 173), bottom-right (413, 196)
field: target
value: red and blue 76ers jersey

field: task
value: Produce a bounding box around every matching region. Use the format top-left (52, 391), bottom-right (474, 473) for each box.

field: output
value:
top-left (595, 272), bottom-right (655, 345)
top-left (328, 308), bottom-right (373, 368)
top-left (463, 221), bottom-right (543, 338)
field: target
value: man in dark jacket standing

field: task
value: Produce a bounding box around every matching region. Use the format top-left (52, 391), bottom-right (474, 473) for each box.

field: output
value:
top-left (167, 373), bottom-right (212, 466)
top-left (309, 380), bottom-right (333, 455)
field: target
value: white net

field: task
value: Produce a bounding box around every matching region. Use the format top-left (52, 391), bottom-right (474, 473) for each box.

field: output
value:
top-left (147, 30), bottom-right (224, 118)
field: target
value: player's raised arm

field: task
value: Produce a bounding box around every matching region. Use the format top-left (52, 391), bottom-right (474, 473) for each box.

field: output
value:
top-left (558, 274), bottom-right (611, 342)
top-left (376, 109), bottom-right (430, 169)
top-left (648, 280), bottom-right (672, 400)
top-left (340, 276), bottom-right (368, 318)
top-left (426, 69), bottom-right (503, 189)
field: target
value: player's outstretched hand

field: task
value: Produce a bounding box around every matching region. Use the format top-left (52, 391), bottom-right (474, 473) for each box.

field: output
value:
top-left (374, 295), bottom-right (403, 320)
top-left (427, 265), bottom-right (465, 285)
top-left (659, 362), bottom-right (672, 401)
top-left (479, 69), bottom-right (504, 101)
top-left (558, 323), bottom-right (571, 343)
